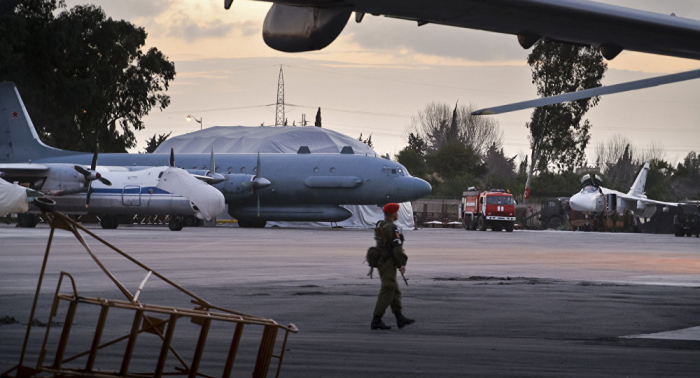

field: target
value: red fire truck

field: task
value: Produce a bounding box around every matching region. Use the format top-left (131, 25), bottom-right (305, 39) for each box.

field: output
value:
top-left (460, 188), bottom-right (516, 232)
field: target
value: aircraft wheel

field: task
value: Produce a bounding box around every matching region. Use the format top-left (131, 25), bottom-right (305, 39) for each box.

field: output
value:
top-left (18, 213), bottom-right (38, 228)
top-left (505, 223), bottom-right (514, 232)
top-left (674, 228), bottom-right (685, 237)
top-left (100, 215), bottom-right (119, 229)
top-left (183, 215), bottom-right (198, 228)
top-left (687, 230), bottom-right (693, 237)
top-left (169, 216), bottom-right (184, 231)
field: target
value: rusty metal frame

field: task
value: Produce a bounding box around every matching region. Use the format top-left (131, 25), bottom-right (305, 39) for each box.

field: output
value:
top-left (1, 209), bottom-right (297, 378)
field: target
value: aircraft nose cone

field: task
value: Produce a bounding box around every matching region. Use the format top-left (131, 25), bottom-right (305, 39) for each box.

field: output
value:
top-left (413, 178), bottom-right (432, 198)
top-left (392, 177), bottom-right (432, 202)
top-left (570, 193), bottom-right (594, 212)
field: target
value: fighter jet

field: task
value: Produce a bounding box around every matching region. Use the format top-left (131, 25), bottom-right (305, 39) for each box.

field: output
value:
top-left (0, 82), bottom-right (432, 228)
top-left (569, 161), bottom-right (677, 220)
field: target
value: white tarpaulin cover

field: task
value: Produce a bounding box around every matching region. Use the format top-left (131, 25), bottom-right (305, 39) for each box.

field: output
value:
top-left (0, 178), bottom-right (29, 216)
top-left (156, 126), bottom-right (414, 229)
top-left (156, 167), bottom-right (225, 220)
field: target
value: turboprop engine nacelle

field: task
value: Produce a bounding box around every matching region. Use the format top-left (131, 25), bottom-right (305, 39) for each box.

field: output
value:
top-left (263, 4), bottom-right (352, 52)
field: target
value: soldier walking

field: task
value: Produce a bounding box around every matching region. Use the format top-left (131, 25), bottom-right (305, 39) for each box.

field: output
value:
top-left (371, 203), bottom-right (415, 330)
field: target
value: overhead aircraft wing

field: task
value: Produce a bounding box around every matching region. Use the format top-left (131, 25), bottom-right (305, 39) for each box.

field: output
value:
top-left (472, 69), bottom-right (700, 115)
top-left (257, 0), bottom-right (700, 60)
top-left (0, 163), bottom-right (49, 177)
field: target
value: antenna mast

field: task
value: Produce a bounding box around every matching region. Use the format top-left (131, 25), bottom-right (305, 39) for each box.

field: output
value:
top-left (275, 65), bottom-right (285, 126)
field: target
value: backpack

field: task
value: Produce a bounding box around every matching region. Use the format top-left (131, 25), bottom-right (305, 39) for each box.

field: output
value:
top-left (365, 221), bottom-right (388, 278)
top-left (366, 246), bottom-right (382, 268)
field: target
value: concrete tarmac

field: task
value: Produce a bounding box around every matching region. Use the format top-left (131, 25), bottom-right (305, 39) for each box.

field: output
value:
top-left (1, 224), bottom-right (699, 377)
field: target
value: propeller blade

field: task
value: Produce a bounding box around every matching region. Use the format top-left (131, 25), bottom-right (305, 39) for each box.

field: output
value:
top-left (257, 190), bottom-right (261, 217)
top-left (91, 142), bottom-right (99, 170)
top-left (210, 146), bottom-right (215, 173)
top-left (256, 151), bottom-right (261, 178)
top-left (98, 176), bottom-right (112, 186)
top-left (73, 165), bottom-right (89, 176)
top-left (85, 183), bottom-right (93, 208)
top-left (170, 147), bottom-right (175, 167)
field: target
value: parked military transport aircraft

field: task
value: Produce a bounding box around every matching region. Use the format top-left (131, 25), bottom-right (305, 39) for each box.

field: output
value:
top-left (0, 82), bottom-right (432, 227)
top-left (0, 160), bottom-right (226, 230)
top-left (569, 161), bottom-right (677, 220)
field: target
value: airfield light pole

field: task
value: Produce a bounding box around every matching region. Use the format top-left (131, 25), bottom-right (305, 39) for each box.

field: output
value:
top-left (186, 115), bottom-right (203, 130)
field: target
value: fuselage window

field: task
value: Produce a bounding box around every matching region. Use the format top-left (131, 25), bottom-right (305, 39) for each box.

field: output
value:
top-left (158, 171), bottom-right (164, 178)
top-left (330, 167), bottom-right (336, 173)
top-left (391, 169), bottom-right (397, 174)
top-left (228, 167), bottom-right (232, 174)
top-left (314, 167), bottom-right (319, 173)
top-left (240, 167), bottom-right (245, 173)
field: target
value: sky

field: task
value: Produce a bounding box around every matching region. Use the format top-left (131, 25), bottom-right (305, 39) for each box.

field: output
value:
top-left (63, 0), bottom-right (700, 164)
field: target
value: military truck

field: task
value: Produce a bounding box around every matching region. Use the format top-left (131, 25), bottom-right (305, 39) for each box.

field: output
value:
top-left (539, 197), bottom-right (570, 229)
top-left (674, 202), bottom-right (700, 237)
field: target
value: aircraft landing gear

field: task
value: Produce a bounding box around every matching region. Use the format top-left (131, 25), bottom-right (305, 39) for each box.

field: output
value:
top-left (169, 216), bottom-right (184, 231)
top-left (100, 215), bottom-right (119, 229)
top-left (17, 213), bottom-right (38, 228)
top-left (238, 219), bottom-right (267, 228)
top-left (183, 215), bottom-right (199, 228)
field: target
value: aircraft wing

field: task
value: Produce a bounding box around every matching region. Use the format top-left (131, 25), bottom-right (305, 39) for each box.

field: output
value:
top-left (258, 0), bottom-right (700, 60)
top-left (0, 163), bottom-right (49, 177)
top-left (617, 193), bottom-right (678, 208)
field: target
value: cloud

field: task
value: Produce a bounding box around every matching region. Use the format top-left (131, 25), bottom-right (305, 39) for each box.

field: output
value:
top-left (64, 0), bottom-right (171, 21)
top-left (344, 17), bottom-right (530, 63)
top-left (165, 13), bottom-right (258, 43)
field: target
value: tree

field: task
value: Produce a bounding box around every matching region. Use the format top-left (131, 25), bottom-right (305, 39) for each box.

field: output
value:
top-left (408, 102), bottom-right (502, 156)
top-left (524, 40), bottom-right (607, 201)
top-left (143, 132), bottom-right (172, 153)
top-left (407, 132), bottom-right (427, 155)
top-left (396, 148), bottom-right (427, 178)
top-left (483, 143), bottom-right (516, 189)
top-left (425, 142), bottom-right (486, 180)
top-left (357, 133), bottom-right (373, 148)
top-left (0, 1), bottom-right (175, 152)
top-left (315, 107), bottom-right (322, 127)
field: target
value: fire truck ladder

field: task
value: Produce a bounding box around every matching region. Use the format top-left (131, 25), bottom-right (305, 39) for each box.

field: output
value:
top-left (1, 209), bottom-right (298, 378)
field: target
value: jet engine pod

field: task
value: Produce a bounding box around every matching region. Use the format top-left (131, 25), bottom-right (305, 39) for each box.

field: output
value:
top-left (263, 4), bottom-right (352, 52)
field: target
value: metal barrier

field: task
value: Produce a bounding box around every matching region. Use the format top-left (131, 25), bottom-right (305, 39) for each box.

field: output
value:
top-left (1, 209), bottom-right (297, 378)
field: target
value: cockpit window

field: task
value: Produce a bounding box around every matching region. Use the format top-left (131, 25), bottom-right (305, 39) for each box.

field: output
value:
top-left (158, 171), bottom-right (164, 178)
top-left (391, 169), bottom-right (397, 174)
top-left (582, 185), bottom-right (598, 193)
top-left (398, 168), bottom-right (405, 176)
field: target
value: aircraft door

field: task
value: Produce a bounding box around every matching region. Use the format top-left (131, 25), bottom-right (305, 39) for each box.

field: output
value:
top-left (122, 185), bottom-right (141, 206)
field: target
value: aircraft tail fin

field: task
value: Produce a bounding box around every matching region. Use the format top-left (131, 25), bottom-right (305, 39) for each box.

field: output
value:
top-left (0, 82), bottom-right (72, 163)
top-left (628, 161), bottom-right (650, 197)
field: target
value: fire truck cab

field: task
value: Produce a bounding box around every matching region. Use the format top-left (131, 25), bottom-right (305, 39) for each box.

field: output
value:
top-left (461, 188), bottom-right (516, 232)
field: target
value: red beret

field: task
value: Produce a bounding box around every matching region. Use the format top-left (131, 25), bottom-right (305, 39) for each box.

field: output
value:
top-left (382, 203), bottom-right (400, 214)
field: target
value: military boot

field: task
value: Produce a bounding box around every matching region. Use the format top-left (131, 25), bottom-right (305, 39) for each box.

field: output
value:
top-left (371, 315), bottom-right (391, 330)
top-left (395, 311), bottom-right (415, 329)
